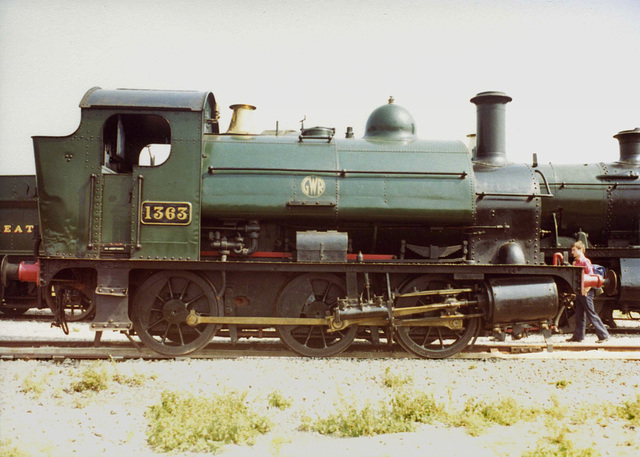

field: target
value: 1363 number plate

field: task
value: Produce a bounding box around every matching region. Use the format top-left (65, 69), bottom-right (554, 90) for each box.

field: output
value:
top-left (141, 201), bottom-right (192, 225)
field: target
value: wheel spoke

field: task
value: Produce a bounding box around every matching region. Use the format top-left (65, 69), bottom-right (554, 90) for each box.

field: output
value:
top-left (436, 328), bottom-right (445, 349)
top-left (165, 279), bottom-right (173, 298)
top-left (177, 325), bottom-right (185, 346)
top-left (160, 324), bottom-right (172, 345)
top-left (319, 327), bottom-right (328, 348)
top-left (421, 327), bottom-right (433, 347)
top-left (145, 316), bottom-right (166, 332)
top-left (179, 280), bottom-right (192, 301)
top-left (185, 292), bottom-right (205, 307)
top-left (303, 326), bottom-right (314, 346)
top-left (320, 281), bottom-right (333, 303)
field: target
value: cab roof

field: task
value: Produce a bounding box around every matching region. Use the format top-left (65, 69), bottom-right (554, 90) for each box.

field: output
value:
top-left (79, 87), bottom-right (214, 112)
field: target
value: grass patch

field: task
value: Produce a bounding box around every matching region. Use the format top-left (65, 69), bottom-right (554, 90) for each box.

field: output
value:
top-left (68, 361), bottom-right (155, 394)
top-left (382, 366), bottom-right (413, 389)
top-left (391, 390), bottom-right (446, 424)
top-left (304, 401), bottom-right (414, 437)
top-left (522, 426), bottom-right (600, 457)
top-left (20, 370), bottom-right (51, 398)
top-left (305, 391), bottom-right (551, 438)
top-left (70, 362), bottom-right (111, 392)
top-left (303, 389), bottom-right (446, 437)
top-left (146, 390), bottom-right (270, 453)
top-left (267, 390), bottom-right (292, 410)
top-left (617, 395), bottom-right (640, 426)
top-left (452, 397), bottom-right (538, 436)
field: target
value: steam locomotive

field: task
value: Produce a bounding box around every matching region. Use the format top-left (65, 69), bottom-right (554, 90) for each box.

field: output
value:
top-left (1, 87), bottom-right (638, 358)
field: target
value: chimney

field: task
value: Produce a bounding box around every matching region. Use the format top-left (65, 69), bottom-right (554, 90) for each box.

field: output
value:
top-left (470, 91), bottom-right (512, 166)
top-left (226, 104), bottom-right (256, 135)
top-left (613, 128), bottom-right (640, 164)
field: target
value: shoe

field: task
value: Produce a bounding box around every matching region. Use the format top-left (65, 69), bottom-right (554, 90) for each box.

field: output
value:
top-left (566, 337), bottom-right (583, 342)
top-left (596, 337), bottom-right (609, 343)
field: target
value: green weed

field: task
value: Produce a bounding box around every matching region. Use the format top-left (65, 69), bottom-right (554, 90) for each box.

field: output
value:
top-left (146, 390), bottom-right (270, 453)
top-left (522, 426), bottom-right (600, 457)
top-left (382, 366), bottom-right (413, 389)
top-left (307, 401), bottom-right (414, 437)
top-left (391, 389), bottom-right (446, 424)
top-left (70, 362), bottom-right (111, 392)
top-left (20, 371), bottom-right (50, 398)
top-left (304, 389), bottom-right (446, 437)
top-left (617, 395), bottom-right (640, 426)
top-left (267, 390), bottom-right (292, 410)
top-left (453, 397), bottom-right (538, 436)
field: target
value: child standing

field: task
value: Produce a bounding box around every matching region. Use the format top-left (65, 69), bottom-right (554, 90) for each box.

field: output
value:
top-left (566, 241), bottom-right (610, 343)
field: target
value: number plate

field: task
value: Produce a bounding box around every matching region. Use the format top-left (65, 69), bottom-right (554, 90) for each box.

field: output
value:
top-left (141, 201), bottom-right (192, 225)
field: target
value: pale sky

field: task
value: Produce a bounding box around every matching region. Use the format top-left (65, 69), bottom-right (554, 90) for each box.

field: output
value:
top-left (1, 0), bottom-right (639, 175)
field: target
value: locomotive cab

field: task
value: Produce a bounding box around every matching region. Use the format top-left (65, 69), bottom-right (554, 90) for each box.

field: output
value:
top-left (33, 88), bottom-right (218, 330)
top-left (33, 87), bottom-right (218, 261)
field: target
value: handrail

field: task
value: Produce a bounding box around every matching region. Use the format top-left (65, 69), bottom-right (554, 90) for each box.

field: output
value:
top-left (534, 169), bottom-right (554, 196)
top-left (135, 175), bottom-right (144, 250)
top-left (208, 166), bottom-right (468, 178)
top-left (87, 174), bottom-right (97, 250)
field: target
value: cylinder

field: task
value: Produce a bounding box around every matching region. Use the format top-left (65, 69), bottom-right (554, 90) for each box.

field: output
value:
top-left (470, 91), bottom-right (512, 166)
top-left (614, 128), bottom-right (640, 164)
top-left (485, 277), bottom-right (558, 324)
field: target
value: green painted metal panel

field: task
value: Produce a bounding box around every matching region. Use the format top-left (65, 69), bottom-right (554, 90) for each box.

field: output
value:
top-left (336, 141), bottom-right (474, 223)
top-left (201, 136), bottom-right (474, 226)
top-left (34, 90), bottom-right (212, 260)
top-left (101, 174), bottom-right (133, 251)
top-left (202, 137), bottom-right (338, 221)
top-left (33, 116), bottom-right (103, 258)
top-left (537, 163), bottom-right (608, 241)
top-left (131, 110), bottom-right (204, 260)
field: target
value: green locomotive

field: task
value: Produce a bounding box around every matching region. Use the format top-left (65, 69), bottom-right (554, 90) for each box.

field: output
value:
top-left (3, 87), bottom-right (636, 358)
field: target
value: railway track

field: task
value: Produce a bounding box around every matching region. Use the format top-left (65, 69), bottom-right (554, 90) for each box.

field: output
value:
top-left (2, 312), bottom-right (639, 360)
top-left (2, 337), bottom-right (640, 360)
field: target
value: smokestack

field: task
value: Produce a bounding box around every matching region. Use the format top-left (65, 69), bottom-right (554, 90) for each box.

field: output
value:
top-left (470, 91), bottom-right (512, 166)
top-left (613, 128), bottom-right (640, 164)
top-left (226, 104), bottom-right (256, 135)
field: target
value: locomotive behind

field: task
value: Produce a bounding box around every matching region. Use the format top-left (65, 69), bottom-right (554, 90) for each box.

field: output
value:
top-left (0, 175), bottom-right (39, 315)
top-left (1, 87), bottom-right (638, 358)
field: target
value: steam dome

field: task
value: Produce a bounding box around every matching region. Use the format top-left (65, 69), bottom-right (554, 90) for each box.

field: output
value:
top-left (364, 98), bottom-right (416, 141)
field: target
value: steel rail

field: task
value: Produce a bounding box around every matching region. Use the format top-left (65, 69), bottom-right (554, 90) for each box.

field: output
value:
top-left (2, 339), bottom-right (640, 360)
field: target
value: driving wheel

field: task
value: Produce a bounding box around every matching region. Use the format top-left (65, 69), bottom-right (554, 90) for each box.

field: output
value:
top-left (131, 270), bottom-right (221, 356)
top-left (276, 273), bottom-right (357, 357)
top-left (394, 275), bottom-right (479, 359)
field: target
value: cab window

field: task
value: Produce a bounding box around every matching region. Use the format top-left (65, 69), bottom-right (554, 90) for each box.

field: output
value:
top-left (103, 114), bottom-right (171, 172)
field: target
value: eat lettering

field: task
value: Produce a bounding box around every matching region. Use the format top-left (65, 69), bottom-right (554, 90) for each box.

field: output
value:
top-left (3, 225), bottom-right (35, 234)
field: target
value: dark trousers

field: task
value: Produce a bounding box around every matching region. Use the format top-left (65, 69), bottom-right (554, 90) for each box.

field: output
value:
top-left (573, 289), bottom-right (609, 341)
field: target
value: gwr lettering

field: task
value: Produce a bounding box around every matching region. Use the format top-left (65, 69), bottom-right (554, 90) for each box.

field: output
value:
top-left (301, 176), bottom-right (326, 198)
top-left (3, 224), bottom-right (35, 234)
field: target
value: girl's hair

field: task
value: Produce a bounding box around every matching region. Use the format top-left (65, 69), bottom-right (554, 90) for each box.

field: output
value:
top-left (571, 240), bottom-right (586, 251)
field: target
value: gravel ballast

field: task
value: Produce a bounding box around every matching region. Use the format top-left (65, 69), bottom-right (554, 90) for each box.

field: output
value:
top-left (1, 314), bottom-right (640, 456)
top-left (1, 356), bottom-right (640, 457)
